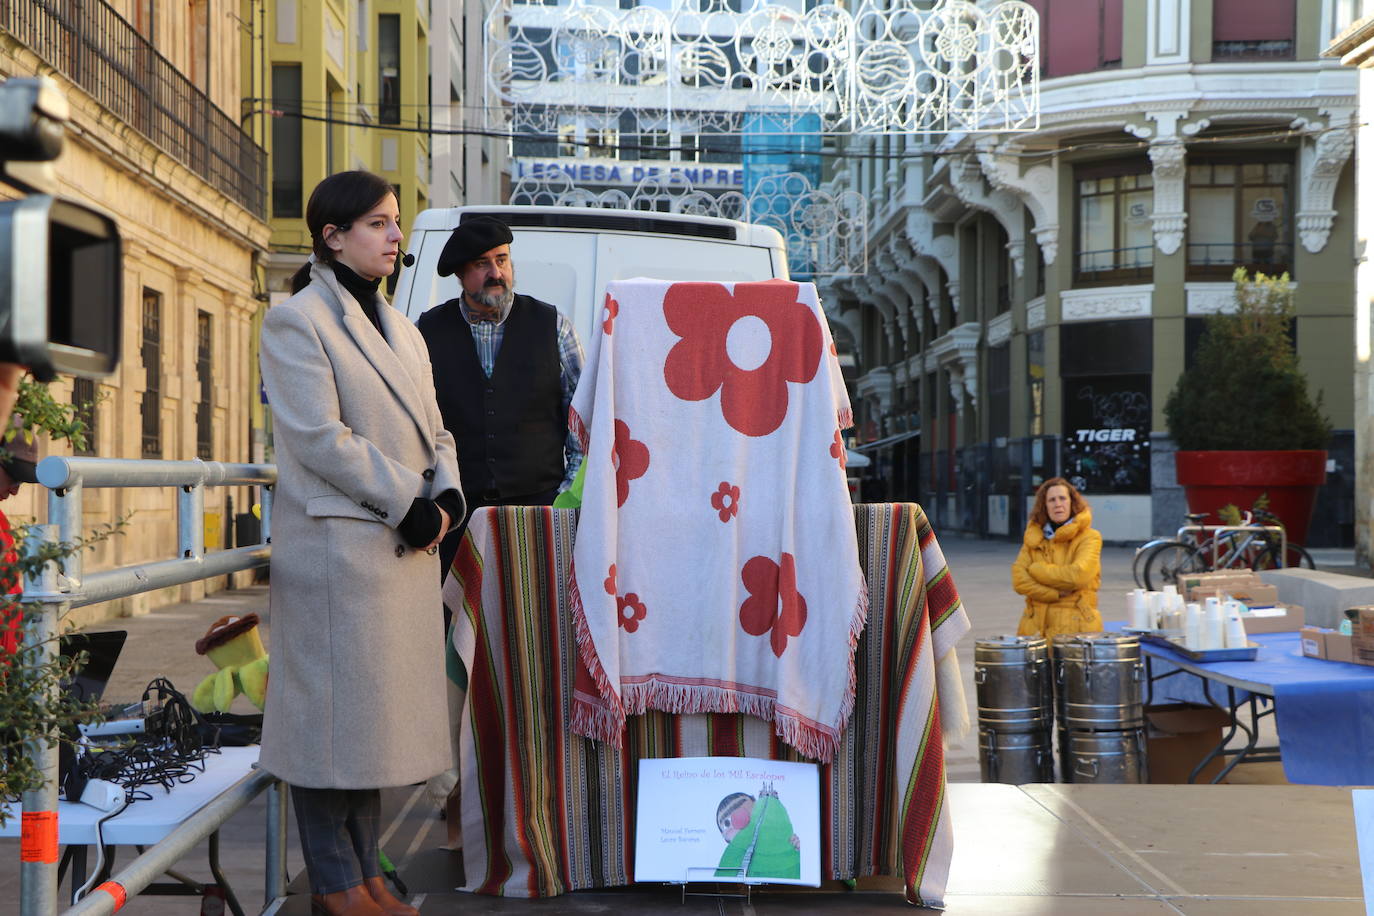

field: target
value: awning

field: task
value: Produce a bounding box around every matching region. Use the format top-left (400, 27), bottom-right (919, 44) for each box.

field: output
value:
top-left (845, 449), bottom-right (871, 469)
top-left (854, 429), bottom-right (921, 452)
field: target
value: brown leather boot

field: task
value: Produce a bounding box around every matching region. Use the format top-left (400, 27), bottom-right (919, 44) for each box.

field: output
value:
top-left (363, 876), bottom-right (419, 916)
top-left (310, 885), bottom-right (386, 916)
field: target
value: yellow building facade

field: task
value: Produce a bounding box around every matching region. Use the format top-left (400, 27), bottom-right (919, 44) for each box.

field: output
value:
top-left (242, 0), bottom-right (432, 294)
top-left (1, 0), bottom-right (272, 625)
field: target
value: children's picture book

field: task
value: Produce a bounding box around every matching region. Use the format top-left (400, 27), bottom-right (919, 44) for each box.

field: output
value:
top-left (634, 756), bottom-right (821, 886)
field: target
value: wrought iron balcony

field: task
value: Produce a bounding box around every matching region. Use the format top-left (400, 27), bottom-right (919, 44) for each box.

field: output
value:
top-left (2, 0), bottom-right (266, 218)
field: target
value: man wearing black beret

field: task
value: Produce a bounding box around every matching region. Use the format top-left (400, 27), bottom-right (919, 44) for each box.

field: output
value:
top-left (417, 216), bottom-right (584, 589)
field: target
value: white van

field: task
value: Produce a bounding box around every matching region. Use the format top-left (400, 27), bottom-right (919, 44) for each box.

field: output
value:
top-left (391, 206), bottom-right (789, 343)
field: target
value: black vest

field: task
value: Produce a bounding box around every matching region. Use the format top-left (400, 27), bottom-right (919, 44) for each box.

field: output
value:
top-left (418, 294), bottom-right (567, 500)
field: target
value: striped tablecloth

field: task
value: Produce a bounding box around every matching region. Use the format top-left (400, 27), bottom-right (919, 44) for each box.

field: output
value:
top-left (445, 502), bottom-right (969, 907)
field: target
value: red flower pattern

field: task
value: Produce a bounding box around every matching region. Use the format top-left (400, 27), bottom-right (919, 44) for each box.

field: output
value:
top-left (602, 294), bottom-right (619, 335)
top-left (738, 553), bottom-right (808, 658)
top-left (662, 282), bottom-right (823, 437)
top-left (617, 593), bottom-right (647, 633)
top-left (710, 481), bottom-right (741, 523)
top-left (611, 419), bottom-right (650, 507)
top-left (830, 431), bottom-right (846, 469)
top-left (603, 564), bottom-right (617, 596)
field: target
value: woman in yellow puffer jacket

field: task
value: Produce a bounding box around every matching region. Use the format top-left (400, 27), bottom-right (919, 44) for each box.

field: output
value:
top-left (1012, 477), bottom-right (1102, 640)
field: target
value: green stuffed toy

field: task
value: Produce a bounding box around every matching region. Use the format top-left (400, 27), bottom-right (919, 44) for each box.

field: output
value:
top-left (192, 613), bottom-right (269, 713)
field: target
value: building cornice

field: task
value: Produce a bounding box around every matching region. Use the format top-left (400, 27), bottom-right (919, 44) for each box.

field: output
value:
top-left (1326, 17), bottom-right (1374, 68)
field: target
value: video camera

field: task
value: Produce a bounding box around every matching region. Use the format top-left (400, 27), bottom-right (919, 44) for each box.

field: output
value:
top-left (0, 76), bottom-right (121, 381)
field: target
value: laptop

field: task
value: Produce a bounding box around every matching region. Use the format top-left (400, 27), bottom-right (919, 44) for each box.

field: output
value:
top-left (59, 629), bottom-right (128, 706)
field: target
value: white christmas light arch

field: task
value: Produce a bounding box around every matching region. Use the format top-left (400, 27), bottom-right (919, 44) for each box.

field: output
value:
top-left (509, 169), bottom-right (868, 276)
top-left (486, 0), bottom-right (1039, 138)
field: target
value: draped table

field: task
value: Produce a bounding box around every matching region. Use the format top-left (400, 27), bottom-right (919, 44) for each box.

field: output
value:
top-left (443, 502), bottom-right (969, 906)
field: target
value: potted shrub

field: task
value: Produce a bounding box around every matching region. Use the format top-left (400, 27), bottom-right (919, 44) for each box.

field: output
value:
top-left (1163, 268), bottom-right (1330, 547)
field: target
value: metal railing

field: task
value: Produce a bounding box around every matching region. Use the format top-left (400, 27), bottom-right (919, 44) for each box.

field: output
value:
top-left (1, 0), bottom-right (267, 217)
top-left (1074, 245), bottom-right (1154, 283)
top-left (19, 457), bottom-right (283, 916)
top-left (1186, 241), bottom-right (1294, 277)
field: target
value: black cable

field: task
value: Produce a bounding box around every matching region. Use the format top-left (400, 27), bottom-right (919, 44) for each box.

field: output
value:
top-left (76, 678), bottom-right (220, 804)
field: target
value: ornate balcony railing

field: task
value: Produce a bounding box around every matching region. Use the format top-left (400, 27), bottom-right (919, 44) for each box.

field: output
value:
top-left (2, 0), bottom-right (267, 218)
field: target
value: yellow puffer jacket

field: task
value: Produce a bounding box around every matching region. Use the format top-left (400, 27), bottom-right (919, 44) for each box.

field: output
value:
top-left (1012, 508), bottom-right (1103, 640)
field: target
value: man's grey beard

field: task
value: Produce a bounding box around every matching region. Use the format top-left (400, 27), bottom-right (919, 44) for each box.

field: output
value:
top-left (469, 285), bottom-right (514, 312)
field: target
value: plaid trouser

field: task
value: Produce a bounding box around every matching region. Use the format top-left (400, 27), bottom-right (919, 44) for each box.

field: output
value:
top-left (291, 785), bottom-right (383, 894)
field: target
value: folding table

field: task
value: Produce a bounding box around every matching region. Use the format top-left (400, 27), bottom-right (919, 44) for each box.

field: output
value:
top-left (1111, 624), bottom-right (1374, 785)
top-left (0, 745), bottom-right (261, 913)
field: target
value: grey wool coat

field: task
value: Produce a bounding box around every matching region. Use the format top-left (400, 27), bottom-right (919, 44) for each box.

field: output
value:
top-left (258, 261), bottom-right (464, 789)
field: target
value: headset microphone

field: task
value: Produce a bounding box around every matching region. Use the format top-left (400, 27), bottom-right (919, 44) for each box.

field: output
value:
top-left (400, 250), bottom-right (415, 268)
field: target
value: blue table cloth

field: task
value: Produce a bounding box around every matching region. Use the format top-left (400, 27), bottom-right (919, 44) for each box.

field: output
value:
top-left (1108, 624), bottom-right (1374, 785)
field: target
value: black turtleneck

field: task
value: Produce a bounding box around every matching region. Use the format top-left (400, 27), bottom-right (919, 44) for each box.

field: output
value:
top-left (328, 262), bottom-right (463, 546)
top-left (331, 261), bottom-right (383, 334)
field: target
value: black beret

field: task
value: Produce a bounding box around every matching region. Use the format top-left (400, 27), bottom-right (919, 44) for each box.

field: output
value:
top-left (437, 217), bottom-right (514, 277)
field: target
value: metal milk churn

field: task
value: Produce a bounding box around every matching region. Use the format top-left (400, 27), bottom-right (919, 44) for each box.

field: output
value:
top-left (1052, 632), bottom-right (1148, 784)
top-left (1067, 729), bottom-right (1148, 784)
top-left (974, 635), bottom-right (1054, 784)
top-left (1054, 632), bottom-right (1146, 730)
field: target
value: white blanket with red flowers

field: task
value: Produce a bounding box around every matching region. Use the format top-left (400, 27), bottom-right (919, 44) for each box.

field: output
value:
top-left (567, 278), bottom-right (866, 760)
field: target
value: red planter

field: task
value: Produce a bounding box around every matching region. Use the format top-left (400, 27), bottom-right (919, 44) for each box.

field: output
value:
top-left (1174, 450), bottom-right (1327, 547)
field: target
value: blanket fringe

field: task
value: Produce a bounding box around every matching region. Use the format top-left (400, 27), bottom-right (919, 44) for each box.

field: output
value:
top-left (835, 575), bottom-right (870, 749)
top-left (567, 562), bottom-right (626, 747)
top-left (837, 407), bottom-right (854, 430)
top-left (620, 679), bottom-right (844, 762)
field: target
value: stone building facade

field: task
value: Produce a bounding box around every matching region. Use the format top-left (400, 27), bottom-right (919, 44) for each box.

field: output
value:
top-left (2, 0), bottom-right (272, 622)
top-left (824, 0), bottom-right (1359, 546)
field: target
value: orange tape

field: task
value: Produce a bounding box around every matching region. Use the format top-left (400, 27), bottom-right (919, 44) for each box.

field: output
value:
top-left (95, 881), bottom-right (127, 911)
top-left (19, 811), bottom-right (57, 863)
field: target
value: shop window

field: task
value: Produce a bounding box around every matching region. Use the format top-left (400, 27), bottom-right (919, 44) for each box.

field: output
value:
top-left (1187, 156), bottom-right (1293, 279)
top-left (1074, 161), bottom-right (1153, 285)
top-left (1059, 320), bottom-right (1151, 493)
top-left (1061, 374), bottom-right (1152, 494)
top-left (1024, 0), bottom-right (1122, 78)
top-left (1213, 0), bottom-right (1295, 60)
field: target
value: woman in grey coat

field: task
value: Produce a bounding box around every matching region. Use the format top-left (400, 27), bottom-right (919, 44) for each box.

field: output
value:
top-left (259, 171), bottom-right (463, 916)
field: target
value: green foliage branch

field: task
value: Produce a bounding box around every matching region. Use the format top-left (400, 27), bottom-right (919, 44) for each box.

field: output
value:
top-left (1164, 268), bottom-right (1331, 452)
top-left (0, 377), bottom-right (119, 823)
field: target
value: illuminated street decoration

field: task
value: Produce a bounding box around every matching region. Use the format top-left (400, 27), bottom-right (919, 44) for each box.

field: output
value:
top-left (485, 0), bottom-right (1039, 137)
top-left (509, 169), bottom-right (867, 276)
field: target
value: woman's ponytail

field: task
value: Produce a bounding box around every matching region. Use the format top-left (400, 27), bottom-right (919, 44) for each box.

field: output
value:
top-left (289, 261), bottom-right (313, 295)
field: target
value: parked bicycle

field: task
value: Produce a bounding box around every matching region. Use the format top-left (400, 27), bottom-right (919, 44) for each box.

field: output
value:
top-left (1133, 509), bottom-right (1314, 591)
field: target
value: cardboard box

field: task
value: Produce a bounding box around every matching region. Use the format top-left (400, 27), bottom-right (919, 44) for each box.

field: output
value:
top-left (1300, 626), bottom-right (1327, 659)
top-left (1192, 583), bottom-right (1280, 609)
top-left (1182, 572), bottom-right (1261, 603)
top-left (1351, 608), bottom-right (1374, 666)
top-left (1240, 603), bottom-right (1305, 634)
top-left (1327, 631), bottom-right (1355, 664)
top-left (1146, 704), bottom-right (1230, 784)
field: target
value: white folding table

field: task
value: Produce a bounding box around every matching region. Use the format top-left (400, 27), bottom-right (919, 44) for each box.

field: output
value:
top-left (0, 745), bottom-right (261, 914)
